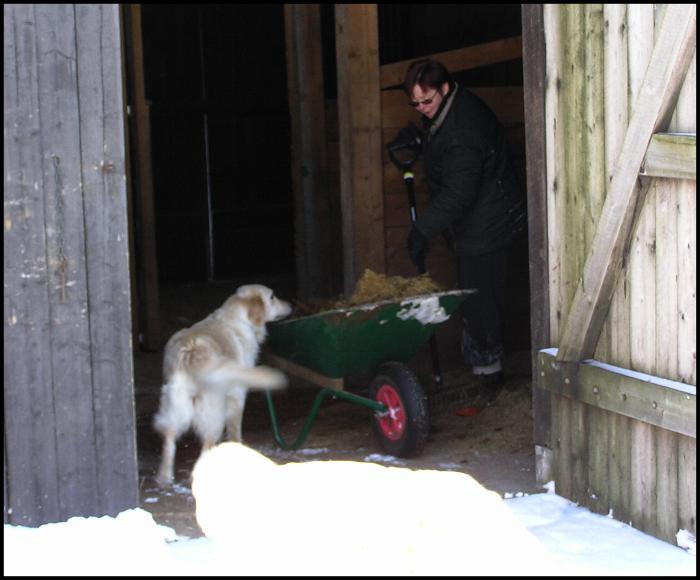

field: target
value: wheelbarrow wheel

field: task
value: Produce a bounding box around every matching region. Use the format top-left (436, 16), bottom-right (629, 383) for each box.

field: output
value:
top-left (369, 362), bottom-right (430, 458)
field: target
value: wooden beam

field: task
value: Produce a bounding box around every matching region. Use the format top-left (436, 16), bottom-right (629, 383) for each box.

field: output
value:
top-left (380, 35), bottom-right (523, 89)
top-left (284, 5), bottom-right (334, 300)
top-left (522, 4), bottom-right (552, 455)
top-left (556, 4), bottom-right (696, 362)
top-left (4, 3), bottom-right (62, 526)
top-left (76, 4), bottom-right (140, 517)
top-left (538, 351), bottom-right (696, 438)
top-left (335, 4), bottom-right (385, 294)
top-left (641, 133), bottom-right (696, 180)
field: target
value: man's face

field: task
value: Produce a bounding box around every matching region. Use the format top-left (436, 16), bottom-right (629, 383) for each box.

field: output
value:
top-left (409, 83), bottom-right (447, 119)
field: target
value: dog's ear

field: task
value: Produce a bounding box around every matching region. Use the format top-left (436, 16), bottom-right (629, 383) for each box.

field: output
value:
top-left (245, 295), bottom-right (266, 326)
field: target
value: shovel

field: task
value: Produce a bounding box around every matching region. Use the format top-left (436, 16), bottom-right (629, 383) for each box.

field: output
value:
top-left (387, 137), bottom-right (443, 387)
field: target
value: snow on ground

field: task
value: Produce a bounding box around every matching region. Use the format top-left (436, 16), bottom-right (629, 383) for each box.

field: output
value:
top-left (4, 483), bottom-right (695, 576)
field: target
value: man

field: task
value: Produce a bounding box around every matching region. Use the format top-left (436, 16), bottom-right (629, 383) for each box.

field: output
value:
top-left (396, 59), bottom-right (525, 401)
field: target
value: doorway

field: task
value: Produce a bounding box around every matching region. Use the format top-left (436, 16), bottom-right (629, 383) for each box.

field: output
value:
top-left (140, 5), bottom-right (295, 285)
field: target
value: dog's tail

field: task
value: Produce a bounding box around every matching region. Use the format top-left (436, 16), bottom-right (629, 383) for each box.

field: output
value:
top-left (201, 360), bottom-right (288, 391)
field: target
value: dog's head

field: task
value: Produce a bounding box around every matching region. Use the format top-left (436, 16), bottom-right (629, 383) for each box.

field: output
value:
top-left (231, 284), bottom-right (293, 327)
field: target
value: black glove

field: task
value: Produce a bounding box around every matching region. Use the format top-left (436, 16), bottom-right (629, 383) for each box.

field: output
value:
top-left (387, 122), bottom-right (423, 152)
top-left (407, 226), bottom-right (429, 270)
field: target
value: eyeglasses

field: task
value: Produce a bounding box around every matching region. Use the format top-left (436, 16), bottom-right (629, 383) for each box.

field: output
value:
top-left (408, 90), bottom-right (439, 108)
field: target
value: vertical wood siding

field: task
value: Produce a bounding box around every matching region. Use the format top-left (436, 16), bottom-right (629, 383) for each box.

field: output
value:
top-left (546, 3), bottom-right (696, 382)
top-left (540, 3), bottom-right (696, 544)
top-left (4, 4), bottom-right (138, 526)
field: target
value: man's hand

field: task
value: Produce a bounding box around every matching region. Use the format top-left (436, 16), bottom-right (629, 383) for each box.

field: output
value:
top-left (407, 226), bottom-right (429, 271)
top-left (388, 122), bottom-right (422, 152)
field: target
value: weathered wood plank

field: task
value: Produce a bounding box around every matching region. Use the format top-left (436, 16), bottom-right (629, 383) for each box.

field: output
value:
top-left (284, 4), bottom-right (334, 300)
top-left (335, 4), bottom-right (384, 293)
top-left (630, 421), bottom-right (657, 536)
top-left (676, 177), bottom-right (696, 386)
top-left (608, 412), bottom-right (631, 524)
top-left (641, 133), bottom-right (696, 180)
top-left (677, 435), bottom-right (697, 537)
top-left (668, 46), bottom-right (696, 388)
top-left (35, 3), bottom-right (100, 520)
top-left (75, 4), bottom-right (139, 517)
top-left (4, 3), bottom-right (62, 526)
top-left (627, 4), bottom-right (656, 378)
top-left (556, 3), bottom-right (697, 362)
top-left (560, 5), bottom-right (587, 339)
top-left (600, 8), bottom-right (632, 511)
top-left (581, 4), bottom-right (609, 362)
top-left (379, 35), bottom-right (523, 89)
top-left (538, 351), bottom-right (696, 438)
top-left (587, 406), bottom-right (610, 515)
top-left (601, 3), bottom-right (631, 370)
top-left (570, 400), bottom-right (589, 506)
top-left (629, 182), bottom-right (657, 376)
top-left (655, 429), bottom-right (679, 544)
top-left (522, 4), bottom-right (551, 456)
top-left (543, 4), bottom-right (564, 344)
top-left (655, 181), bottom-right (679, 381)
top-left (552, 394), bottom-right (573, 500)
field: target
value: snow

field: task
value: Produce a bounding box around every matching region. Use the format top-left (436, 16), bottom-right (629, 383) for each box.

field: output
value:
top-left (397, 295), bottom-right (449, 325)
top-left (539, 348), bottom-right (696, 395)
top-left (4, 478), bottom-right (695, 576)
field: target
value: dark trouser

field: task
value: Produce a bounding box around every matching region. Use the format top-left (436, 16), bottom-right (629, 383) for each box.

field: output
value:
top-left (457, 247), bottom-right (508, 368)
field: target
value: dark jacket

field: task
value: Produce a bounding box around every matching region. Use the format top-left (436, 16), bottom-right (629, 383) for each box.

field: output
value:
top-left (415, 84), bottom-right (524, 255)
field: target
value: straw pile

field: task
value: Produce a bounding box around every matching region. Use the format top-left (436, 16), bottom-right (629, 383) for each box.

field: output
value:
top-left (294, 269), bottom-right (444, 315)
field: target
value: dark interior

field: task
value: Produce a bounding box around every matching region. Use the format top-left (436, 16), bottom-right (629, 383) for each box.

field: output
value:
top-left (139, 4), bottom-right (524, 292)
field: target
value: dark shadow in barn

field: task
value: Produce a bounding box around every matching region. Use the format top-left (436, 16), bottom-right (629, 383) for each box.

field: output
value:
top-left (126, 6), bottom-right (533, 534)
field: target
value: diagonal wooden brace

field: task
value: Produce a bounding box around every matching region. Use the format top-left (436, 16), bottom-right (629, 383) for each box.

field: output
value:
top-left (556, 4), bottom-right (696, 363)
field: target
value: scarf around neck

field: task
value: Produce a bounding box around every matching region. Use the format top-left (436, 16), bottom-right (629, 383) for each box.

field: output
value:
top-left (426, 82), bottom-right (459, 142)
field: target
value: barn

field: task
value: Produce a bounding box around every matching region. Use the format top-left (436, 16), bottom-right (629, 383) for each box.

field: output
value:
top-left (4, 4), bottom-right (695, 548)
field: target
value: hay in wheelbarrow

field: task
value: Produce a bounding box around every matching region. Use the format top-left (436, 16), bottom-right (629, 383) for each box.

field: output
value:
top-left (267, 287), bottom-right (471, 379)
top-left (294, 269), bottom-right (445, 315)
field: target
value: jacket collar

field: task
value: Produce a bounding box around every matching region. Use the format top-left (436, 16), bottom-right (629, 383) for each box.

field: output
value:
top-left (426, 82), bottom-right (459, 142)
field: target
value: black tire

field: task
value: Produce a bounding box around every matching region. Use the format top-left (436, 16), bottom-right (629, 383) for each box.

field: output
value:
top-left (368, 361), bottom-right (430, 458)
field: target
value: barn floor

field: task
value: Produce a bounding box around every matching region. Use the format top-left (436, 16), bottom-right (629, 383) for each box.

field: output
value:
top-left (133, 279), bottom-right (541, 539)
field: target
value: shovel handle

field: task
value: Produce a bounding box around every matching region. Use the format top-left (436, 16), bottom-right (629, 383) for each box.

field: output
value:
top-left (404, 172), bottom-right (442, 386)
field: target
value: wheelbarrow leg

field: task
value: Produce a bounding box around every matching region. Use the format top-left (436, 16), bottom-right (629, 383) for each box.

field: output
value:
top-left (265, 389), bottom-right (386, 451)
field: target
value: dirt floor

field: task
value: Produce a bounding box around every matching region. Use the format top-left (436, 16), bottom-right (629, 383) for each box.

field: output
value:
top-left (133, 279), bottom-right (541, 539)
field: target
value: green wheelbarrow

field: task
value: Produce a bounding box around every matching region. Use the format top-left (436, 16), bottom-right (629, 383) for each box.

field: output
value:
top-left (262, 288), bottom-right (475, 458)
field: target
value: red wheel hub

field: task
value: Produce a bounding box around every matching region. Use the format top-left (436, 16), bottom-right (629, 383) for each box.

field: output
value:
top-left (375, 384), bottom-right (406, 441)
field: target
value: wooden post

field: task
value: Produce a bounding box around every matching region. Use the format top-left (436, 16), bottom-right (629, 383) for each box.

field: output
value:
top-left (284, 5), bottom-right (334, 300)
top-left (122, 5), bottom-right (161, 351)
top-left (335, 4), bottom-right (385, 295)
top-left (522, 4), bottom-right (552, 478)
top-left (4, 4), bottom-right (138, 525)
top-left (556, 4), bottom-right (696, 362)
top-left (75, 4), bottom-right (140, 516)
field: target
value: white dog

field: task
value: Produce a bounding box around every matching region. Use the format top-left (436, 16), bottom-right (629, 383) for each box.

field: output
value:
top-left (153, 284), bottom-right (292, 487)
top-left (191, 443), bottom-right (558, 575)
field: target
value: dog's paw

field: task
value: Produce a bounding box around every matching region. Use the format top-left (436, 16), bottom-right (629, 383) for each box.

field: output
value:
top-left (155, 472), bottom-right (174, 489)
